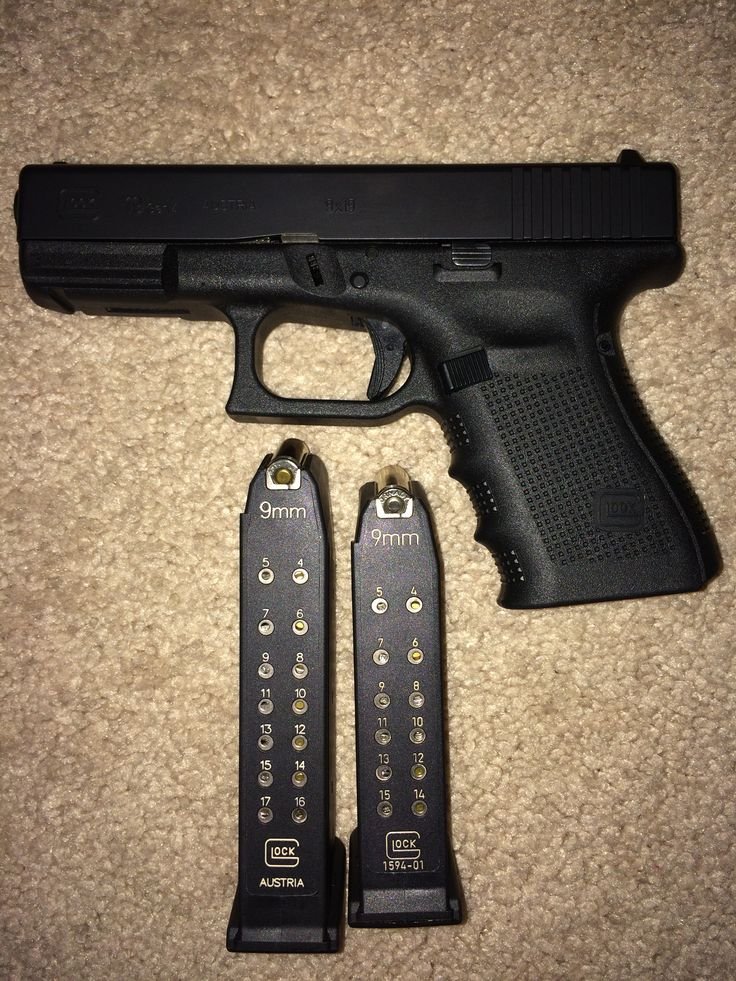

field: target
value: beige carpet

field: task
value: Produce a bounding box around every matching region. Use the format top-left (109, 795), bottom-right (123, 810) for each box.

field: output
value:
top-left (2, 1), bottom-right (735, 978)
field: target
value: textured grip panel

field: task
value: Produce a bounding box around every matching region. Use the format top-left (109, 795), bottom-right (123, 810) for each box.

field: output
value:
top-left (443, 356), bottom-right (719, 608)
top-left (604, 347), bottom-right (715, 539)
top-left (487, 367), bottom-right (675, 566)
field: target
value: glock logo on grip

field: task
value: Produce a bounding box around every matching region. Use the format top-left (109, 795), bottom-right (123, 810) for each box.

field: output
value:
top-left (59, 188), bottom-right (100, 220)
top-left (265, 838), bottom-right (300, 868)
top-left (595, 489), bottom-right (644, 529)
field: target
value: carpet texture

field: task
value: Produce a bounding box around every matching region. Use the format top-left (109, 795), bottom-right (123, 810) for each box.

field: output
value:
top-left (1, 1), bottom-right (735, 978)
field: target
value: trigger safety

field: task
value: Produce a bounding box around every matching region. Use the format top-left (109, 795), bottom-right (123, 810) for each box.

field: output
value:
top-left (362, 318), bottom-right (406, 401)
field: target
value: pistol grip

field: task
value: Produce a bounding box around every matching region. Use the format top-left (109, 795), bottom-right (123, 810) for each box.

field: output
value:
top-left (440, 337), bottom-right (720, 608)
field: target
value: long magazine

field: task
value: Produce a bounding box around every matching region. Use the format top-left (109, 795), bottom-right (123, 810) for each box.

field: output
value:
top-left (16, 158), bottom-right (678, 243)
top-left (228, 445), bottom-right (344, 952)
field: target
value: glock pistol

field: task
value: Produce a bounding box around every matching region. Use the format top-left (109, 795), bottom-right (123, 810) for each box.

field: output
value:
top-left (15, 150), bottom-right (720, 608)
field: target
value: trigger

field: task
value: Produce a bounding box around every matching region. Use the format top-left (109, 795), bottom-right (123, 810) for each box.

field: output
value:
top-left (363, 319), bottom-right (407, 401)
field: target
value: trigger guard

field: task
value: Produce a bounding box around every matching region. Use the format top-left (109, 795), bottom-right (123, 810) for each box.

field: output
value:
top-left (224, 303), bottom-right (427, 422)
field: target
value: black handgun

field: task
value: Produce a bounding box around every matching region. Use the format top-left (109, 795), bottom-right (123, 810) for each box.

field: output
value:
top-left (15, 150), bottom-right (720, 607)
